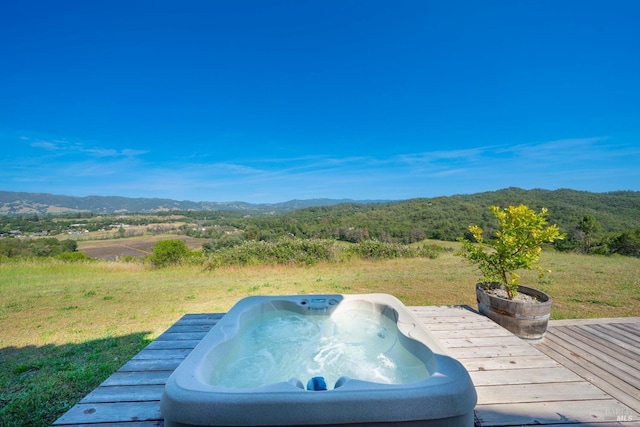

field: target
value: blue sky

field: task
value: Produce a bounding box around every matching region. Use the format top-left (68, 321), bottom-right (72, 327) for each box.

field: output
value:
top-left (1, 1), bottom-right (639, 203)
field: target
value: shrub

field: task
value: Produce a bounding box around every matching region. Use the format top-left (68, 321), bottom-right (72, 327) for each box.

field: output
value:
top-left (348, 241), bottom-right (447, 260)
top-left (56, 252), bottom-right (88, 262)
top-left (202, 233), bottom-right (245, 254)
top-left (609, 228), bottom-right (640, 257)
top-left (416, 244), bottom-right (449, 259)
top-left (349, 240), bottom-right (408, 260)
top-left (204, 238), bottom-right (447, 269)
top-left (147, 240), bottom-right (191, 268)
top-left (0, 237), bottom-right (80, 259)
top-left (60, 239), bottom-right (78, 253)
top-left (205, 239), bottom-right (337, 269)
top-left (119, 255), bottom-right (143, 263)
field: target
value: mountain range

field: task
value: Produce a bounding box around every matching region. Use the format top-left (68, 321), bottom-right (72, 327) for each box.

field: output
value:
top-left (0, 191), bottom-right (383, 215)
top-left (1, 189), bottom-right (639, 233)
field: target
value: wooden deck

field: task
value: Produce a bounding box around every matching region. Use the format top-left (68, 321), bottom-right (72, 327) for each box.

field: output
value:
top-left (536, 317), bottom-right (640, 416)
top-left (412, 308), bottom-right (640, 427)
top-left (53, 307), bottom-right (640, 427)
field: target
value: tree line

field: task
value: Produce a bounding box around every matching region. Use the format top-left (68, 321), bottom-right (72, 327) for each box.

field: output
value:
top-left (1, 188), bottom-right (639, 260)
top-left (194, 188), bottom-right (640, 257)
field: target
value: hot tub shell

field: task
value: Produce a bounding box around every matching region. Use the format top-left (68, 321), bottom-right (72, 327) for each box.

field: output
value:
top-left (161, 294), bottom-right (477, 426)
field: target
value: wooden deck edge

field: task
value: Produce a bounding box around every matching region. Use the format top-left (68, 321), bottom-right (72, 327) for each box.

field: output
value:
top-left (408, 304), bottom-right (479, 313)
top-left (548, 317), bottom-right (640, 326)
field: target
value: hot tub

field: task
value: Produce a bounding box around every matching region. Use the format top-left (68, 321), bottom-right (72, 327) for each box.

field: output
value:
top-left (161, 294), bottom-right (476, 426)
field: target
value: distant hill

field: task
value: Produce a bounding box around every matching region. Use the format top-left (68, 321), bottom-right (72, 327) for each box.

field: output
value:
top-left (0, 191), bottom-right (382, 215)
top-left (1, 188), bottom-right (639, 246)
top-left (1, 189), bottom-right (639, 236)
top-left (242, 187), bottom-right (640, 242)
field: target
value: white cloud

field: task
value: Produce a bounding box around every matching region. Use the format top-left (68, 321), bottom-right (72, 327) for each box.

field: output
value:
top-left (396, 147), bottom-right (491, 164)
top-left (83, 148), bottom-right (120, 157)
top-left (121, 148), bottom-right (148, 157)
top-left (82, 147), bottom-right (148, 158)
top-left (24, 135), bottom-right (147, 159)
top-left (30, 140), bottom-right (60, 151)
top-left (500, 137), bottom-right (611, 160)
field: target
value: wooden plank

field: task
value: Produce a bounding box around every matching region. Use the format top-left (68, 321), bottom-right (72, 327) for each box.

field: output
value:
top-left (409, 305), bottom-right (478, 315)
top-left (552, 326), bottom-right (640, 374)
top-left (131, 348), bottom-right (191, 360)
top-left (618, 322), bottom-right (640, 335)
top-left (436, 336), bottom-right (526, 348)
top-left (118, 358), bottom-right (182, 372)
top-left (572, 324), bottom-right (640, 356)
top-left (569, 325), bottom-right (640, 363)
top-left (537, 332), bottom-right (640, 412)
top-left (414, 315), bottom-right (488, 325)
top-left (154, 331), bottom-right (208, 341)
top-left (594, 323), bottom-right (640, 347)
top-left (451, 345), bottom-right (541, 359)
top-left (614, 323), bottom-right (640, 337)
top-left (623, 322), bottom-right (640, 333)
top-left (470, 366), bottom-right (583, 386)
top-left (100, 371), bottom-right (172, 386)
top-left (165, 319), bottom-right (217, 328)
top-left (476, 399), bottom-right (639, 426)
top-left (420, 322), bottom-right (500, 331)
top-left (544, 328), bottom-right (640, 389)
top-left (53, 402), bottom-right (161, 425)
top-left (548, 317), bottom-right (640, 326)
top-left (80, 385), bottom-right (164, 404)
top-left (412, 312), bottom-right (487, 321)
top-left (461, 355), bottom-right (560, 371)
top-left (144, 339), bottom-right (201, 350)
top-left (163, 324), bottom-right (212, 334)
top-left (475, 381), bottom-right (610, 405)
top-left (180, 313), bottom-right (225, 320)
top-left (428, 327), bottom-right (514, 338)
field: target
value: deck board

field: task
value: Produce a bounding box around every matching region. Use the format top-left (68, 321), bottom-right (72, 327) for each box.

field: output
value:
top-left (535, 335), bottom-right (640, 413)
top-left (81, 385), bottom-right (166, 403)
top-left (100, 371), bottom-right (173, 386)
top-left (536, 317), bottom-right (640, 415)
top-left (54, 401), bottom-right (162, 425)
top-left (53, 308), bottom-right (640, 427)
top-left (566, 325), bottom-right (640, 364)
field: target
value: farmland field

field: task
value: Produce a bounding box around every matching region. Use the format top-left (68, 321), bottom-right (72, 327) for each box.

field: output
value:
top-left (77, 235), bottom-right (209, 259)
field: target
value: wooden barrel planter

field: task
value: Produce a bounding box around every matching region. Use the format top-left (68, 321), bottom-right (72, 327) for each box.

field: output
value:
top-left (476, 283), bottom-right (552, 342)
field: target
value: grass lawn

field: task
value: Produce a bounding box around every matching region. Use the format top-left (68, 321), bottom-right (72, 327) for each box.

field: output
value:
top-left (1, 250), bottom-right (639, 426)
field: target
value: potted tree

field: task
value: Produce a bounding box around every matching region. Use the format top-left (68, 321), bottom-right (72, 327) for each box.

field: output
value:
top-left (457, 204), bottom-right (564, 342)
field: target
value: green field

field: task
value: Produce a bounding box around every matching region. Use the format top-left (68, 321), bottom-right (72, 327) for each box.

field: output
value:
top-left (1, 248), bottom-right (639, 426)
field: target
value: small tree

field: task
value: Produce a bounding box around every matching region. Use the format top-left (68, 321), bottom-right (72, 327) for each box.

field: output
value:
top-left (575, 214), bottom-right (601, 254)
top-left (148, 240), bottom-right (191, 268)
top-left (610, 228), bottom-right (640, 257)
top-left (61, 239), bottom-right (78, 253)
top-left (457, 205), bottom-right (565, 299)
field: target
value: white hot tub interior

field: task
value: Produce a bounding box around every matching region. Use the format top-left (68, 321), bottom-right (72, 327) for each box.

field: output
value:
top-left (204, 297), bottom-right (432, 390)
